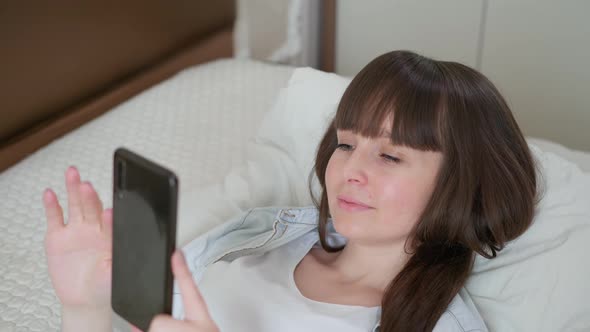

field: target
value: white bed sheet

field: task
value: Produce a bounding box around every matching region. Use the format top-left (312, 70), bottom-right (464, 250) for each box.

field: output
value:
top-left (0, 59), bottom-right (294, 331)
top-left (1, 58), bottom-right (589, 332)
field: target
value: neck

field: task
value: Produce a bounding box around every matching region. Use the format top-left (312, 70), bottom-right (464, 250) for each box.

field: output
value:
top-left (324, 239), bottom-right (411, 293)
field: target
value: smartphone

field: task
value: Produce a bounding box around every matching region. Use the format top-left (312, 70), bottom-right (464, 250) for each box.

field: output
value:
top-left (111, 147), bottom-right (178, 331)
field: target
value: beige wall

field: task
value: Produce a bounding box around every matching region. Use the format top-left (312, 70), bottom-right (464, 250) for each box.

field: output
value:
top-left (335, 0), bottom-right (590, 151)
top-left (336, 0), bottom-right (485, 75)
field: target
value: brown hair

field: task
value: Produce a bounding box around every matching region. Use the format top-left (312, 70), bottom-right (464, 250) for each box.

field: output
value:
top-left (310, 50), bottom-right (539, 331)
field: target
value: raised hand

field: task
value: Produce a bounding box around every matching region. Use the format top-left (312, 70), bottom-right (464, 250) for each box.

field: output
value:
top-left (43, 166), bottom-right (113, 310)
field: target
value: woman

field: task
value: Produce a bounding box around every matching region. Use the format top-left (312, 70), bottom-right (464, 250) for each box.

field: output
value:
top-left (43, 50), bottom-right (538, 331)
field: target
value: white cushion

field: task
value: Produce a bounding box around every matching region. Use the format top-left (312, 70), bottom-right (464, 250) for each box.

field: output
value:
top-left (468, 145), bottom-right (590, 330)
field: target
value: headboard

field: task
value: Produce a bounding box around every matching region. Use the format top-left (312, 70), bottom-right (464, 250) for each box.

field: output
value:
top-left (0, 1), bottom-right (235, 172)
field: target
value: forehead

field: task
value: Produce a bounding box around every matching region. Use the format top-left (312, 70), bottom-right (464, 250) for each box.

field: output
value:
top-left (378, 120), bottom-right (393, 138)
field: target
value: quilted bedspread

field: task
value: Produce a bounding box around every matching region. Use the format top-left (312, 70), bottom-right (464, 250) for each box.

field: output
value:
top-left (0, 59), bottom-right (294, 331)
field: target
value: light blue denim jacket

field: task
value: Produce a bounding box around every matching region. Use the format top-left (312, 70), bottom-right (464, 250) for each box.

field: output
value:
top-left (179, 206), bottom-right (487, 332)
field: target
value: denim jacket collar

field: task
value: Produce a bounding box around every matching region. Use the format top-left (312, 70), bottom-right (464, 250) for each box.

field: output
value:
top-left (182, 206), bottom-right (382, 331)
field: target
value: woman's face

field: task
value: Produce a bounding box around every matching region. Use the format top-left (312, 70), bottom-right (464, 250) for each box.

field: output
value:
top-left (325, 127), bottom-right (443, 245)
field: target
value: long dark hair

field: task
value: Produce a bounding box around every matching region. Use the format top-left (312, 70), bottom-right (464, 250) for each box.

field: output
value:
top-left (310, 50), bottom-right (539, 331)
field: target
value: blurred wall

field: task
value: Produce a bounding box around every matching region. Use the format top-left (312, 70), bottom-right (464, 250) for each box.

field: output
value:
top-left (234, 0), bottom-right (321, 68)
top-left (335, 0), bottom-right (590, 152)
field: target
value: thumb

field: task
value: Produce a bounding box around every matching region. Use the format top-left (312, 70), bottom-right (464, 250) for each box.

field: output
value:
top-left (172, 250), bottom-right (213, 324)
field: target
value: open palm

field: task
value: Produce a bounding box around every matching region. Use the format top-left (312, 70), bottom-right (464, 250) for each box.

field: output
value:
top-left (43, 166), bottom-right (113, 309)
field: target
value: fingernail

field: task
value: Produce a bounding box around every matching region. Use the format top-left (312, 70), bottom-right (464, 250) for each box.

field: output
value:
top-left (43, 189), bottom-right (52, 202)
top-left (66, 166), bottom-right (79, 180)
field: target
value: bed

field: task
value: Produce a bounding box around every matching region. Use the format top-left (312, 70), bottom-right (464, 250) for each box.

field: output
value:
top-left (1, 4), bottom-right (589, 332)
top-left (0, 59), bottom-right (294, 331)
top-left (1, 57), bottom-right (589, 331)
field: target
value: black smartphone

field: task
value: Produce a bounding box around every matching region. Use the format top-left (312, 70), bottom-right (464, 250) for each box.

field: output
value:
top-left (111, 147), bottom-right (178, 331)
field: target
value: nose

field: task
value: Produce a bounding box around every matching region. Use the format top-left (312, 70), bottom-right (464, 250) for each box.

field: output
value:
top-left (341, 148), bottom-right (369, 185)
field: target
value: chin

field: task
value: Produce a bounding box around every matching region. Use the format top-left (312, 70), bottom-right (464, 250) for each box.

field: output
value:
top-left (329, 209), bottom-right (374, 239)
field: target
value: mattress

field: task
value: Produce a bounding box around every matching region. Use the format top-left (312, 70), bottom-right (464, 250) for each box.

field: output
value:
top-left (1, 58), bottom-right (589, 332)
top-left (0, 59), bottom-right (294, 331)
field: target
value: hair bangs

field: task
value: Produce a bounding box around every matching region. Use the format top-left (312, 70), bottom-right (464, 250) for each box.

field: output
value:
top-left (334, 53), bottom-right (446, 152)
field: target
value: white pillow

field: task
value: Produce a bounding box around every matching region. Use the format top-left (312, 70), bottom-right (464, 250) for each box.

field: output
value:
top-left (467, 146), bottom-right (590, 331)
top-left (253, 68), bottom-right (352, 204)
top-left (181, 67), bottom-right (590, 331)
top-left (176, 68), bottom-right (351, 245)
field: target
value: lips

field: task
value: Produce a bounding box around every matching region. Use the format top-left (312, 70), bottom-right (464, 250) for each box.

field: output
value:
top-left (336, 195), bottom-right (373, 211)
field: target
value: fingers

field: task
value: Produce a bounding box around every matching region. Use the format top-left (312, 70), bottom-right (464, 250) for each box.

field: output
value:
top-left (172, 250), bottom-right (211, 324)
top-left (65, 166), bottom-right (105, 227)
top-left (43, 189), bottom-right (64, 232)
top-left (79, 181), bottom-right (104, 227)
top-left (101, 208), bottom-right (113, 238)
top-left (65, 166), bottom-right (85, 224)
top-left (146, 253), bottom-right (219, 332)
top-left (130, 324), bottom-right (143, 332)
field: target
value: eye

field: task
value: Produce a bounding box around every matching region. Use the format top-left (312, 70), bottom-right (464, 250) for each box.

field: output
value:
top-left (380, 153), bottom-right (401, 163)
top-left (336, 143), bottom-right (353, 151)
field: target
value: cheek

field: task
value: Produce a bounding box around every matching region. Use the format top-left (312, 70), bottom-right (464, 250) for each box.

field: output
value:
top-left (324, 154), bottom-right (339, 192)
top-left (374, 178), bottom-right (427, 239)
top-left (377, 177), bottom-right (431, 219)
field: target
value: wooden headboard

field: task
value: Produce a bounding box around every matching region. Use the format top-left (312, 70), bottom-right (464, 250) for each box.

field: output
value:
top-left (0, 1), bottom-right (235, 172)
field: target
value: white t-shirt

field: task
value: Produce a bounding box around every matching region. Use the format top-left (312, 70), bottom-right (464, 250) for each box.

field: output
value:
top-left (192, 231), bottom-right (487, 331)
top-left (198, 231), bottom-right (381, 331)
